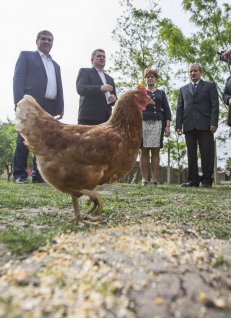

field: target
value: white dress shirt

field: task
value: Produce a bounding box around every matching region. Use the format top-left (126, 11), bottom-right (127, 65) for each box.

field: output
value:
top-left (97, 69), bottom-right (110, 104)
top-left (38, 50), bottom-right (57, 99)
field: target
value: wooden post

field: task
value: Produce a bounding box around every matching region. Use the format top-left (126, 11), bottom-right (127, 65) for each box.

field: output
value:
top-left (214, 139), bottom-right (217, 184)
top-left (6, 162), bottom-right (13, 182)
top-left (167, 145), bottom-right (171, 184)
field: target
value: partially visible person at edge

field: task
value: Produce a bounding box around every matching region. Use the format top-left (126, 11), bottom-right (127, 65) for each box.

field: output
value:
top-left (76, 49), bottom-right (117, 125)
top-left (13, 30), bottom-right (64, 184)
top-left (140, 68), bottom-right (171, 187)
top-left (223, 70), bottom-right (231, 109)
top-left (221, 48), bottom-right (231, 126)
top-left (176, 63), bottom-right (219, 188)
top-left (222, 48), bottom-right (231, 60)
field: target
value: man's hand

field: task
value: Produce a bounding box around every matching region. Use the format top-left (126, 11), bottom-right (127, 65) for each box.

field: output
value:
top-left (228, 98), bottom-right (231, 107)
top-left (164, 126), bottom-right (170, 137)
top-left (54, 112), bottom-right (64, 120)
top-left (101, 84), bottom-right (113, 93)
top-left (210, 125), bottom-right (217, 133)
top-left (107, 94), bottom-right (117, 103)
top-left (176, 129), bottom-right (182, 135)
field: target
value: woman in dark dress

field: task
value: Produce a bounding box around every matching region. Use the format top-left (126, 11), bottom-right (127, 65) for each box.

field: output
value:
top-left (140, 69), bottom-right (172, 186)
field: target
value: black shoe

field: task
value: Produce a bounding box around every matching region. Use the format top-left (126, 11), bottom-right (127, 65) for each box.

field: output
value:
top-left (200, 183), bottom-right (212, 188)
top-left (141, 181), bottom-right (148, 187)
top-left (151, 181), bottom-right (158, 186)
top-left (181, 181), bottom-right (199, 187)
top-left (32, 177), bottom-right (45, 183)
top-left (15, 177), bottom-right (29, 184)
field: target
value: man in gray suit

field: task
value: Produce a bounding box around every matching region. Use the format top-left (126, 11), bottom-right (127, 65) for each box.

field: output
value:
top-left (13, 30), bottom-right (64, 184)
top-left (76, 49), bottom-right (117, 125)
top-left (176, 63), bottom-right (219, 187)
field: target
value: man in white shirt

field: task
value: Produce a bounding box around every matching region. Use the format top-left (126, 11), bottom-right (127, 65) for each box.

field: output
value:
top-left (76, 49), bottom-right (117, 125)
top-left (13, 30), bottom-right (64, 184)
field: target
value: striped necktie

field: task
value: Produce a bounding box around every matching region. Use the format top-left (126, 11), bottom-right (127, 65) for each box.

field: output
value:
top-left (192, 83), bottom-right (197, 93)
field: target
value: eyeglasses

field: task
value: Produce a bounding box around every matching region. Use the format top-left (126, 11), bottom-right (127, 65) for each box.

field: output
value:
top-left (146, 75), bottom-right (156, 79)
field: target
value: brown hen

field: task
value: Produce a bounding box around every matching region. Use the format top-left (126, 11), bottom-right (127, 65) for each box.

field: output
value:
top-left (15, 87), bottom-right (152, 224)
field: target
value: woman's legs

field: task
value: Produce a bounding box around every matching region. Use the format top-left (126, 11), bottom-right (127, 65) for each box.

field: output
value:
top-left (150, 148), bottom-right (160, 183)
top-left (140, 148), bottom-right (150, 182)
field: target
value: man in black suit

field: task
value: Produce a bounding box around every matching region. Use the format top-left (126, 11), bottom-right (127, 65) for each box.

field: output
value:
top-left (13, 30), bottom-right (64, 184)
top-left (176, 63), bottom-right (219, 187)
top-left (76, 49), bottom-right (117, 125)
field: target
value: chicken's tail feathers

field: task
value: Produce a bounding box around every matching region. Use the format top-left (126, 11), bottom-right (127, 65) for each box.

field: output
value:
top-left (15, 95), bottom-right (53, 132)
top-left (15, 95), bottom-right (60, 155)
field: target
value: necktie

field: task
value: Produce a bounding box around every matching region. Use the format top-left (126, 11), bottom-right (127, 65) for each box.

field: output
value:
top-left (192, 83), bottom-right (197, 93)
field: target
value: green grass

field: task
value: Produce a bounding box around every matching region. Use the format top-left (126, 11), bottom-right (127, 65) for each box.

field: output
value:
top-left (0, 179), bottom-right (231, 256)
top-left (0, 182), bottom-right (70, 209)
top-left (1, 229), bottom-right (50, 255)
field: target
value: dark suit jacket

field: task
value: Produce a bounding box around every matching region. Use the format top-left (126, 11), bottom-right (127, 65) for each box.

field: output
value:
top-left (13, 51), bottom-right (64, 116)
top-left (176, 80), bottom-right (219, 133)
top-left (76, 67), bottom-right (116, 123)
top-left (223, 75), bottom-right (231, 105)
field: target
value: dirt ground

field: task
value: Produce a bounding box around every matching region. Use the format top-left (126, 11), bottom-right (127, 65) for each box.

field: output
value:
top-left (0, 218), bottom-right (231, 318)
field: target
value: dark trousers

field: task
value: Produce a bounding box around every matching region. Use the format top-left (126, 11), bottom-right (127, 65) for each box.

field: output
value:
top-left (13, 133), bottom-right (43, 180)
top-left (185, 129), bottom-right (214, 185)
top-left (13, 98), bottom-right (57, 181)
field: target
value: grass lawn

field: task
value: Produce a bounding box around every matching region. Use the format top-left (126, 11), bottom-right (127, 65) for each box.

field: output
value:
top-left (0, 179), bottom-right (230, 256)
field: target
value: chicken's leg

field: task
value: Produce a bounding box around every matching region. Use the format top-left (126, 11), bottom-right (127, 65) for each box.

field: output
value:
top-left (71, 193), bottom-right (101, 225)
top-left (80, 189), bottom-right (103, 215)
top-left (71, 195), bottom-right (81, 225)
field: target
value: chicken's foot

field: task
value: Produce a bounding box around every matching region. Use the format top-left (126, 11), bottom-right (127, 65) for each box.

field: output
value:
top-left (80, 189), bottom-right (103, 215)
top-left (71, 195), bottom-right (100, 226)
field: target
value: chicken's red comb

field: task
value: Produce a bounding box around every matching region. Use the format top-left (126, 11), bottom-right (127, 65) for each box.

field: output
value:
top-left (137, 85), bottom-right (147, 94)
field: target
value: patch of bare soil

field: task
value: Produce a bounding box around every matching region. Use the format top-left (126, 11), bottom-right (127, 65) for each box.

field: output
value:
top-left (0, 220), bottom-right (231, 318)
